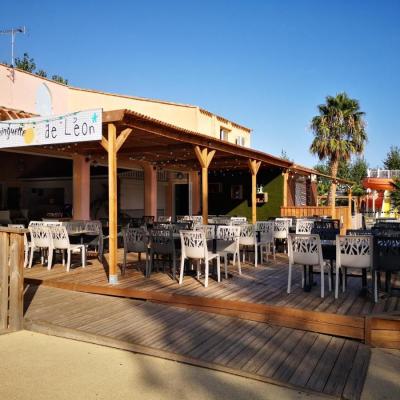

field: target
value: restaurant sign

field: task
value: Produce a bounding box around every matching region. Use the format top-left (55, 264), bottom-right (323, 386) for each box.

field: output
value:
top-left (0, 108), bottom-right (102, 149)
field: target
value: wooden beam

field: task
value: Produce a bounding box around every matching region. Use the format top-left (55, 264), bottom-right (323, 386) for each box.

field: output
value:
top-left (116, 128), bottom-right (132, 152)
top-left (348, 189), bottom-right (352, 230)
top-left (248, 159), bottom-right (261, 224)
top-left (194, 146), bottom-right (215, 224)
top-left (107, 124), bottom-right (118, 284)
top-left (100, 136), bottom-right (109, 151)
top-left (282, 171), bottom-right (288, 208)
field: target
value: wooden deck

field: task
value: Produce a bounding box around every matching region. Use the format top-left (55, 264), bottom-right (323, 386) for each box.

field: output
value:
top-left (24, 251), bottom-right (400, 342)
top-left (24, 284), bottom-right (370, 400)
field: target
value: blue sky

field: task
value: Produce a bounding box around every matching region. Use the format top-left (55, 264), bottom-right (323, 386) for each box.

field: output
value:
top-left (1, 0), bottom-right (399, 168)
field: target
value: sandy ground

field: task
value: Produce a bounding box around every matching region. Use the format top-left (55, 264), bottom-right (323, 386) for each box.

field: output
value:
top-left (361, 347), bottom-right (400, 400)
top-left (0, 330), bottom-right (323, 400)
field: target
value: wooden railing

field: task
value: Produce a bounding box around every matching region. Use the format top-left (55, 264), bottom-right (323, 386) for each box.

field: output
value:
top-left (0, 227), bottom-right (25, 332)
top-left (280, 206), bottom-right (351, 233)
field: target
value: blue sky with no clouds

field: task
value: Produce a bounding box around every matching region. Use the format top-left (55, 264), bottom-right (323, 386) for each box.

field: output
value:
top-left (1, 0), bottom-right (399, 168)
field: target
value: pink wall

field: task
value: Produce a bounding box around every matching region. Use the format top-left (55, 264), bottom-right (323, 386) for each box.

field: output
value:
top-left (0, 64), bottom-right (69, 115)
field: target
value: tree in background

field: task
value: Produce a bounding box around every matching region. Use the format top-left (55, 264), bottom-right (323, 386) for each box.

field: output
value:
top-left (310, 92), bottom-right (367, 206)
top-left (13, 52), bottom-right (68, 85)
top-left (383, 146), bottom-right (400, 170)
top-left (14, 53), bottom-right (36, 73)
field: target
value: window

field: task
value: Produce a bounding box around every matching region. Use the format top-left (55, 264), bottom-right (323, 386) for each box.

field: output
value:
top-left (235, 136), bottom-right (245, 146)
top-left (220, 128), bottom-right (229, 141)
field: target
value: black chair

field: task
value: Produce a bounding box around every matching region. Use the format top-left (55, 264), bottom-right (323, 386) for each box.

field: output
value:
top-left (314, 219), bottom-right (340, 230)
top-left (373, 234), bottom-right (400, 297)
top-left (142, 215), bottom-right (155, 228)
top-left (129, 217), bottom-right (143, 228)
top-left (149, 227), bottom-right (177, 279)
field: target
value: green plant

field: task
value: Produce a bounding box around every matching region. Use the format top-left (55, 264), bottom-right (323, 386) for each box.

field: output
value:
top-left (310, 92), bottom-right (367, 205)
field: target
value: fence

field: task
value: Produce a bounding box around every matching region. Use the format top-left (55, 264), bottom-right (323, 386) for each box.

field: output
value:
top-left (0, 227), bottom-right (25, 332)
top-left (280, 206), bottom-right (351, 233)
top-left (367, 169), bottom-right (400, 179)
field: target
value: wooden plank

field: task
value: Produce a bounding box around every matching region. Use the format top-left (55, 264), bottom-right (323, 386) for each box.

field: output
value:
top-left (0, 232), bottom-right (9, 330)
top-left (8, 233), bottom-right (24, 331)
top-left (342, 344), bottom-right (371, 400)
top-left (323, 340), bottom-right (359, 397)
top-left (306, 337), bottom-right (344, 392)
top-left (24, 319), bottom-right (322, 397)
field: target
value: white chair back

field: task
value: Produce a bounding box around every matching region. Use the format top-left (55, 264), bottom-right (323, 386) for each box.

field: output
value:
top-left (63, 220), bottom-right (85, 233)
top-left (43, 221), bottom-right (63, 226)
top-left (217, 225), bottom-right (240, 253)
top-left (8, 224), bottom-right (25, 228)
top-left (29, 225), bottom-right (53, 248)
top-left (336, 235), bottom-right (373, 269)
top-left (273, 220), bottom-right (290, 240)
top-left (295, 219), bottom-right (314, 234)
top-left (256, 221), bottom-right (274, 242)
top-left (194, 224), bottom-right (215, 239)
top-left (49, 225), bottom-right (71, 249)
top-left (157, 216), bottom-right (172, 223)
top-left (230, 217), bottom-right (247, 225)
top-left (29, 221), bottom-right (44, 227)
top-left (239, 224), bottom-right (256, 246)
top-left (180, 230), bottom-right (207, 259)
top-left (276, 217), bottom-right (293, 226)
top-left (288, 234), bottom-right (322, 266)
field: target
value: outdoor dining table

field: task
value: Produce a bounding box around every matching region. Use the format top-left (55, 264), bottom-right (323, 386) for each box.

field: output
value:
top-left (68, 230), bottom-right (99, 245)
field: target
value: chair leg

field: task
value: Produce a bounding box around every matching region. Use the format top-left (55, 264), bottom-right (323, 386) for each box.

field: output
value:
top-left (28, 246), bottom-right (35, 268)
top-left (196, 260), bottom-right (201, 280)
top-left (287, 262), bottom-right (292, 294)
top-left (335, 265), bottom-right (339, 299)
top-left (205, 260), bottom-right (209, 288)
top-left (224, 254), bottom-right (228, 279)
top-left (260, 245), bottom-right (263, 265)
top-left (178, 257), bottom-right (185, 285)
top-left (237, 251), bottom-right (242, 275)
top-left (254, 244), bottom-right (258, 268)
top-left (320, 263), bottom-right (325, 298)
top-left (172, 254), bottom-right (176, 280)
top-left (217, 257), bottom-right (221, 283)
top-left (47, 248), bottom-right (53, 271)
top-left (65, 249), bottom-right (71, 272)
top-left (81, 247), bottom-right (86, 268)
top-left (328, 265), bottom-right (332, 292)
top-left (374, 270), bottom-right (378, 303)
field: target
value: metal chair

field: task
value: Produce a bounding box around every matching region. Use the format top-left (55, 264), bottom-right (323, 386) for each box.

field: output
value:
top-left (288, 234), bottom-right (331, 298)
top-left (149, 227), bottom-right (177, 279)
top-left (84, 220), bottom-right (104, 261)
top-left (179, 230), bottom-right (220, 288)
top-left (121, 227), bottom-right (149, 275)
top-left (335, 235), bottom-right (374, 300)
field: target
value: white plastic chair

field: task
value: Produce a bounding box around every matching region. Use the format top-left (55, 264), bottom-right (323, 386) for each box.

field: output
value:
top-left (216, 225), bottom-right (241, 277)
top-left (179, 230), bottom-right (220, 288)
top-left (230, 216), bottom-right (247, 225)
top-left (157, 216), bottom-right (172, 223)
top-left (287, 234), bottom-right (331, 298)
top-left (276, 217), bottom-right (293, 227)
top-left (256, 221), bottom-right (275, 263)
top-left (335, 235), bottom-right (374, 299)
top-left (295, 219), bottom-right (315, 234)
top-left (273, 219), bottom-right (290, 253)
top-left (49, 225), bottom-right (86, 271)
top-left (28, 225), bottom-right (54, 269)
top-left (239, 224), bottom-right (258, 267)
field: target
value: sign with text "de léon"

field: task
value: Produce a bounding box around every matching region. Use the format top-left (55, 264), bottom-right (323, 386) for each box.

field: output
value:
top-left (0, 109), bottom-right (102, 149)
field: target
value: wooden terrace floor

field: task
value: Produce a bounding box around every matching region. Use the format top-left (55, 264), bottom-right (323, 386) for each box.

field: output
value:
top-left (24, 285), bottom-right (370, 400)
top-left (23, 251), bottom-right (400, 341)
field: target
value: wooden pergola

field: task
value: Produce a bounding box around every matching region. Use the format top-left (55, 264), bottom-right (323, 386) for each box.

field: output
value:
top-left (0, 107), bottom-right (348, 283)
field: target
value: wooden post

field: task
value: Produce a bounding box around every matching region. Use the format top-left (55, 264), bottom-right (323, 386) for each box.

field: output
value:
top-left (194, 146), bottom-right (215, 225)
top-left (0, 232), bottom-right (9, 330)
top-left (143, 163), bottom-right (158, 219)
top-left (102, 125), bottom-right (133, 284)
top-left (72, 154), bottom-right (91, 220)
top-left (282, 171), bottom-right (288, 208)
top-left (248, 160), bottom-right (261, 224)
top-left (189, 171), bottom-right (201, 215)
top-left (0, 228), bottom-right (25, 332)
top-left (348, 188), bottom-right (353, 230)
top-left (331, 180), bottom-right (337, 219)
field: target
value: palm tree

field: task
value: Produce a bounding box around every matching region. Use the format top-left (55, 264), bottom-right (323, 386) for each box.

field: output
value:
top-left (310, 92), bottom-right (367, 206)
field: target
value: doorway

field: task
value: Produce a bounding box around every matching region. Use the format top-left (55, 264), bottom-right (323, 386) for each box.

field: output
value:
top-left (174, 184), bottom-right (189, 216)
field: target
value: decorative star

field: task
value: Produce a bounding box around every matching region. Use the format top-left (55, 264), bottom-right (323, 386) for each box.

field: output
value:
top-left (91, 113), bottom-right (98, 123)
